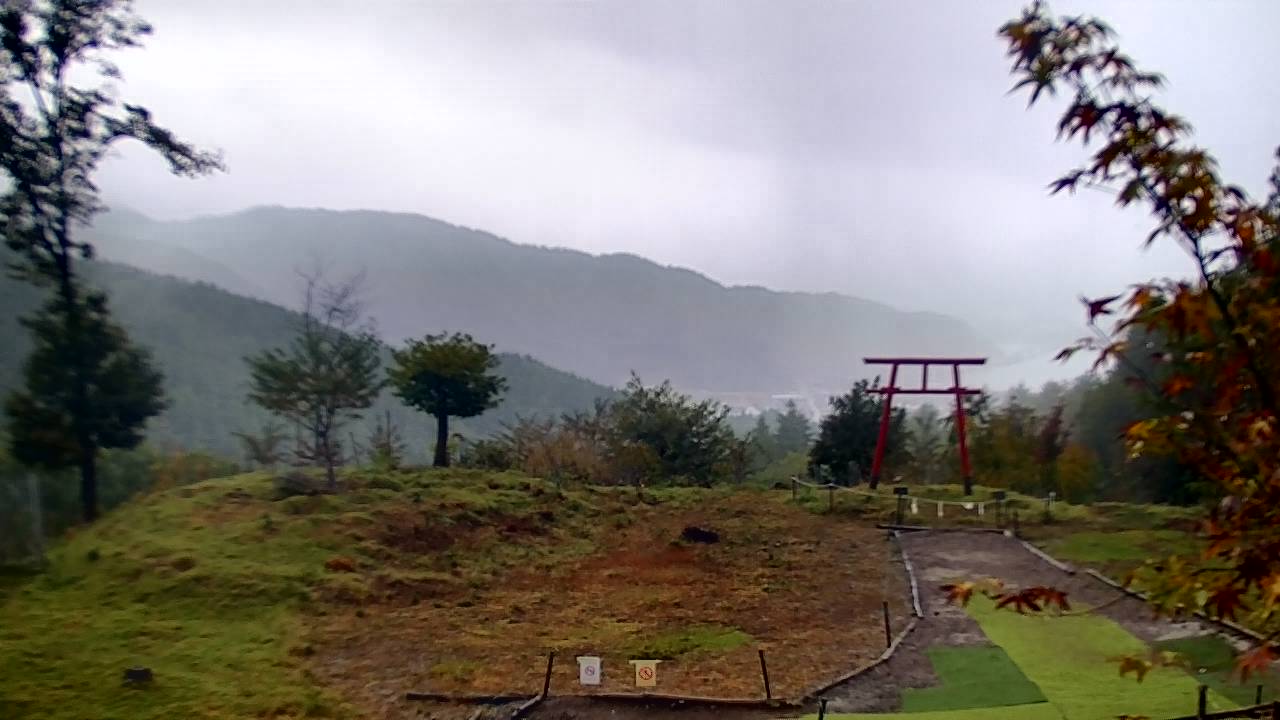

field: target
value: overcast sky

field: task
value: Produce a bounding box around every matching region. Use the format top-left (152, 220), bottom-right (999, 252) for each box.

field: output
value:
top-left (97, 0), bottom-right (1280, 378)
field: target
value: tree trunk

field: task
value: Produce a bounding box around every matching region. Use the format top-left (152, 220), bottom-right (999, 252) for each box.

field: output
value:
top-left (59, 257), bottom-right (96, 524)
top-left (319, 430), bottom-right (337, 490)
top-left (433, 413), bottom-right (450, 467)
top-left (79, 446), bottom-right (98, 523)
top-left (324, 456), bottom-right (337, 490)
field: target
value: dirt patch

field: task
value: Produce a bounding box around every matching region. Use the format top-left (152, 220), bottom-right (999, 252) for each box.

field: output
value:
top-left (307, 493), bottom-right (906, 719)
top-left (377, 510), bottom-right (462, 554)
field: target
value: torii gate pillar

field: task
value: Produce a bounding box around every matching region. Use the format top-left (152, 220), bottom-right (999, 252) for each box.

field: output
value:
top-left (864, 357), bottom-right (986, 496)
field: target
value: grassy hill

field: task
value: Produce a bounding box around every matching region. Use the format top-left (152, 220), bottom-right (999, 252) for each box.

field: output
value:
top-left (87, 206), bottom-right (992, 394)
top-left (0, 470), bottom-right (900, 719)
top-left (0, 259), bottom-right (615, 459)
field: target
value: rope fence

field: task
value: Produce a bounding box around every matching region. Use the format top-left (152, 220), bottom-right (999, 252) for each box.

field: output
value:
top-left (789, 476), bottom-right (1050, 527)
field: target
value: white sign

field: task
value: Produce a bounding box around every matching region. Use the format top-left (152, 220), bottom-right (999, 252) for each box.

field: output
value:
top-left (577, 656), bottom-right (601, 686)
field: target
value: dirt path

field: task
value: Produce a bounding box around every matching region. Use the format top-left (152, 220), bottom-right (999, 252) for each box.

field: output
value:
top-left (820, 530), bottom-right (1231, 714)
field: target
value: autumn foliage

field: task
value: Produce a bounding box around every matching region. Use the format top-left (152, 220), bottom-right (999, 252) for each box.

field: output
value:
top-left (987, 2), bottom-right (1280, 674)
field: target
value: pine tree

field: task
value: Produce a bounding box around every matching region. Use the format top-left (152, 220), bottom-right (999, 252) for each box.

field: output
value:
top-left (1, 0), bottom-right (222, 521)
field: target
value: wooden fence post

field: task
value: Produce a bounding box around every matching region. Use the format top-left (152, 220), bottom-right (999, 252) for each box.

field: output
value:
top-left (1196, 684), bottom-right (1207, 719)
top-left (758, 649), bottom-right (772, 700)
top-left (791, 477), bottom-right (797, 501)
top-left (542, 651), bottom-right (555, 698)
top-left (882, 601), bottom-right (892, 648)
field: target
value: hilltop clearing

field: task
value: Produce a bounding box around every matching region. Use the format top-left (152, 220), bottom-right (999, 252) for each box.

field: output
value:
top-left (0, 470), bottom-right (903, 720)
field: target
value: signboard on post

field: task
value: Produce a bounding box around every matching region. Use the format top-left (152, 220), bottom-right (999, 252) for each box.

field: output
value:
top-left (577, 656), bottom-right (601, 685)
top-left (629, 659), bottom-right (659, 687)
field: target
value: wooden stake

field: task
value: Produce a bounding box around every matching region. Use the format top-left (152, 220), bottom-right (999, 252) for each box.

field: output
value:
top-left (1258, 684), bottom-right (1264, 705)
top-left (1197, 684), bottom-right (1207, 719)
top-left (27, 474), bottom-right (45, 567)
top-left (542, 651), bottom-right (555, 698)
top-left (882, 601), bottom-right (892, 648)
top-left (758, 649), bottom-right (772, 700)
top-left (791, 477), bottom-right (797, 501)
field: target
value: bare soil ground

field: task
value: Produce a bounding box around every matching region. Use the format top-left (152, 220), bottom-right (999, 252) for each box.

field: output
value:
top-left (307, 493), bottom-right (907, 719)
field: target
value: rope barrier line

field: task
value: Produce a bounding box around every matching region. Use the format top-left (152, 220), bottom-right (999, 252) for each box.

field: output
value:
top-left (791, 477), bottom-right (1000, 515)
top-left (1084, 569), bottom-right (1269, 645)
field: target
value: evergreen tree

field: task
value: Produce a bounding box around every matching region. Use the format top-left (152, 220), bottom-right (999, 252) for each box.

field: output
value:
top-left (809, 380), bottom-right (904, 487)
top-left (367, 411), bottom-right (406, 471)
top-left (245, 271), bottom-right (383, 488)
top-left (608, 374), bottom-right (734, 486)
top-left (389, 332), bottom-right (506, 468)
top-left (746, 414), bottom-right (779, 466)
top-left (773, 400), bottom-right (812, 454)
top-left (0, 0), bottom-right (222, 521)
top-left (905, 404), bottom-right (945, 484)
top-left (232, 422), bottom-right (288, 469)
top-left (6, 295), bottom-right (165, 520)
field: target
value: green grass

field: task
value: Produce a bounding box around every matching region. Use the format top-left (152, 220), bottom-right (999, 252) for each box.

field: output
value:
top-left (901, 646), bottom-right (1046, 712)
top-left (1155, 635), bottom-right (1280, 706)
top-left (0, 468), bottom-right (617, 720)
top-left (822, 704), bottom-right (1064, 720)
top-left (625, 624), bottom-right (752, 660)
top-left (1040, 529), bottom-right (1198, 565)
top-left (0, 472), bottom-right (337, 720)
top-left (966, 597), bottom-right (1235, 719)
top-left (821, 598), bottom-right (1239, 720)
top-left (747, 451), bottom-right (809, 488)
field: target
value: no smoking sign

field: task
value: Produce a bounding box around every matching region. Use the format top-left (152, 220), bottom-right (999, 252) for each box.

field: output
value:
top-left (576, 656), bottom-right (601, 686)
top-left (629, 659), bottom-right (660, 688)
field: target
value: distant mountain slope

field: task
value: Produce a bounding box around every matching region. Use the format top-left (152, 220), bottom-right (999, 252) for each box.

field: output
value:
top-left (87, 207), bottom-right (993, 394)
top-left (0, 259), bottom-right (614, 458)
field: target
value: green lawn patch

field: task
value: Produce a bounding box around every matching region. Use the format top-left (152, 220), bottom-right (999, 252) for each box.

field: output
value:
top-left (1041, 529), bottom-right (1197, 566)
top-left (901, 645), bottom-right (1046, 712)
top-left (822, 704), bottom-right (1064, 720)
top-left (967, 597), bottom-right (1235, 719)
top-left (626, 624), bottom-right (752, 660)
top-left (1156, 635), bottom-right (1280, 706)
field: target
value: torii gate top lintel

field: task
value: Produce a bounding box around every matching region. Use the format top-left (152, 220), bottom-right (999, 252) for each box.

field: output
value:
top-left (862, 356), bottom-right (987, 495)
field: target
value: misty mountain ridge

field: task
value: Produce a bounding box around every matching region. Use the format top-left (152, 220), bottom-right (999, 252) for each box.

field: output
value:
top-left (0, 257), bottom-right (614, 458)
top-left (87, 205), bottom-right (996, 396)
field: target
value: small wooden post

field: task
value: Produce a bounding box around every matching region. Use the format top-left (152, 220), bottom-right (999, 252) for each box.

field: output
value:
top-left (27, 473), bottom-right (45, 567)
top-left (758, 649), bottom-right (772, 699)
top-left (1196, 684), bottom-right (1207, 719)
top-left (828, 485), bottom-right (834, 512)
top-left (791, 477), bottom-right (797, 501)
top-left (818, 697), bottom-right (829, 720)
top-left (882, 600), bottom-right (892, 648)
top-left (1258, 684), bottom-right (1264, 705)
top-left (542, 651), bottom-right (555, 697)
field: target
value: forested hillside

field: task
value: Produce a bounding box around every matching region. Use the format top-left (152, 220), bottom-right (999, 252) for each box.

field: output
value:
top-left (87, 207), bottom-right (992, 394)
top-left (0, 259), bottom-right (615, 459)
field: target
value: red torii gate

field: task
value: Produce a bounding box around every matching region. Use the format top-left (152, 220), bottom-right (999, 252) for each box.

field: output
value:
top-left (864, 357), bottom-right (986, 496)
